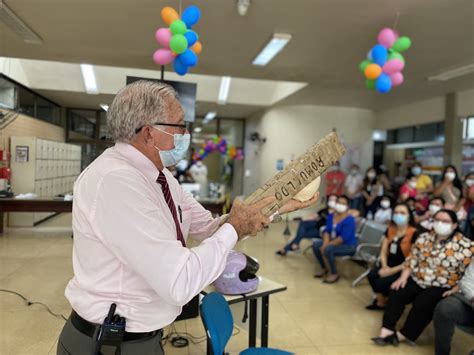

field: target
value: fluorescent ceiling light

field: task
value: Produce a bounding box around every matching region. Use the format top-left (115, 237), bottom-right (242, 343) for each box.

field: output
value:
top-left (80, 64), bottom-right (99, 94)
top-left (203, 111), bottom-right (217, 122)
top-left (252, 33), bottom-right (292, 66)
top-left (428, 63), bottom-right (474, 81)
top-left (194, 127), bottom-right (202, 133)
top-left (218, 76), bottom-right (231, 105)
top-left (100, 104), bottom-right (109, 111)
top-left (0, 0), bottom-right (43, 44)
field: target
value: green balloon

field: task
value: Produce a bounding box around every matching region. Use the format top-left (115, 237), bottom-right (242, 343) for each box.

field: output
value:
top-left (359, 60), bottom-right (371, 73)
top-left (388, 51), bottom-right (405, 63)
top-left (170, 20), bottom-right (187, 35)
top-left (170, 34), bottom-right (188, 54)
top-left (366, 79), bottom-right (376, 90)
top-left (392, 36), bottom-right (412, 52)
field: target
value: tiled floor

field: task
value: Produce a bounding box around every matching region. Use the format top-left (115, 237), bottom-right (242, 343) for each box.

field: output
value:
top-left (0, 214), bottom-right (472, 354)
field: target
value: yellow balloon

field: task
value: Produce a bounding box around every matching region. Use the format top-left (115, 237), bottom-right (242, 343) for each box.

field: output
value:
top-left (191, 41), bottom-right (202, 55)
top-left (161, 7), bottom-right (179, 25)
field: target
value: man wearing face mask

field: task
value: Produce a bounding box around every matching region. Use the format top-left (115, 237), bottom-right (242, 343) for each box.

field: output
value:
top-left (57, 81), bottom-right (317, 354)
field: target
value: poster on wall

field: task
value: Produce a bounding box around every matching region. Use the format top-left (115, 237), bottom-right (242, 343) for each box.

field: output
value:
top-left (15, 146), bottom-right (29, 163)
top-left (126, 76), bottom-right (197, 123)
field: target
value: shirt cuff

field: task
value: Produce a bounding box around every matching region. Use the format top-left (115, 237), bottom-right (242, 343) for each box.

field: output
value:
top-left (214, 223), bottom-right (238, 250)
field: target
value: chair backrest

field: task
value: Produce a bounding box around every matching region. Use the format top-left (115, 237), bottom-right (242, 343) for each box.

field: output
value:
top-left (200, 292), bottom-right (234, 354)
top-left (358, 220), bottom-right (387, 245)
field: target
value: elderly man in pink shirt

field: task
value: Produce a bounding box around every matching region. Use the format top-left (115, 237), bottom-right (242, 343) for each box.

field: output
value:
top-left (57, 80), bottom-right (317, 354)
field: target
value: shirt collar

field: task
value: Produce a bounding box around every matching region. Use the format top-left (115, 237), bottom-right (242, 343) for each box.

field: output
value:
top-left (114, 142), bottom-right (165, 182)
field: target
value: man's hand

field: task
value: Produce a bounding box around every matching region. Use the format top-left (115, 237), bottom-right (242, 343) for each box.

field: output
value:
top-left (226, 196), bottom-right (275, 241)
top-left (278, 192), bottom-right (320, 215)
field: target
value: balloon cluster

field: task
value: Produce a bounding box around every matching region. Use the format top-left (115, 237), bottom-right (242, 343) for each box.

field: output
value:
top-left (193, 136), bottom-right (244, 162)
top-left (359, 28), bottom-right (412, 93)
top-left (153, 5), bottom-right (203, 76)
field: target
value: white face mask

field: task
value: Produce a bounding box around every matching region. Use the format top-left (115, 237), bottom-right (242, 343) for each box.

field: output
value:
top-left (335, 203), bottom-right (348, 214)
top-left (445, 172), bottom-right (456, 181)
top-left (433, 221), bottom-right (453, 237)
top-left (412, 167), bottom-right (422, 176)
top-left (409, 181), bottom-right (417, 189)
top-left (380, 200), bottom-right (391, 209)
top-left (152, 127), bottom-right (191, 167)
top-left (327, 200), bottom-right (337, 209)
top-left (466, 179), bottom-right (474, 187)
top-left (429, 204), bottom-right (442, 215)
top-left (367, 172), bottom-right (376, 179)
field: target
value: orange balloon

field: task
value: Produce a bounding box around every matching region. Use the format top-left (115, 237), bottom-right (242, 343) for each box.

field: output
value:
top-left (364, 63), bottom-right (382, 80)
top-left (161, 6), bottom-right (179, 25)
top-left (191, 41), bottom-right (202, 55)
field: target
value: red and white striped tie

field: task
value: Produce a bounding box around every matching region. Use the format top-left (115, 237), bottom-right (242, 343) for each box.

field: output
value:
top-left (157, 172), bottom-right (186, 247)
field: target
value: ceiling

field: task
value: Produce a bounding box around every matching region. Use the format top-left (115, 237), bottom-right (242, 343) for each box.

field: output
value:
top-left (0, 0), bottom-right (473, 115)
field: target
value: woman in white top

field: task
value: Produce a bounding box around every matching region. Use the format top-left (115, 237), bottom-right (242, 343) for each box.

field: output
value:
top-left (374, 196), bottom-right (393, 225)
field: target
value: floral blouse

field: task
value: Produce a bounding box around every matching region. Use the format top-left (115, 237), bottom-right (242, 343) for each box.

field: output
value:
top-left (406, 232), bottom-right (474, 289)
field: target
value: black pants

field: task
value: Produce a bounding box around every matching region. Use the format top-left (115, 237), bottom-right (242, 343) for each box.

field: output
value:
top-left (382, 277), bottom-right (446, 341)
top-left (433, 294), bottom-right (474, 355)
top-left (367, 268), bottom-right (401, 296)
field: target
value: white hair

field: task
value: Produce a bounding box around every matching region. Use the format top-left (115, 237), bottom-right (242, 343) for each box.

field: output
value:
top-left (106, 80), bottom-right (176, 142)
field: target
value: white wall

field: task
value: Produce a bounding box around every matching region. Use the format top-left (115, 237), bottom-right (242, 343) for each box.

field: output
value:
top-left (243, 105), bottom-right (376, 198)
top-left (376, 88), bottom-right (474, 130)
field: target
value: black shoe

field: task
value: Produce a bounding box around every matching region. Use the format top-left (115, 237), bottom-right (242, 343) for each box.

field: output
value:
top-left (365, 300), bottom-right (385, 310)
top-left (275, 250), bottom-right (287, 256)
top-left (371, 333), bottom-right (399, 346)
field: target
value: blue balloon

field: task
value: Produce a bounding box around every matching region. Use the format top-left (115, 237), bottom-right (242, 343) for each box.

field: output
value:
top-left (173, 58), bottom-right (189, 76)
top-left (375, 73), bottom-right (392, 93)
top-left (182, 6), bottom-right (201, 27)
top-left (178, 49), bottom-right (198, 67)
top-left (371, 44), bottom-right (388, 66)
top-left (184, 30), bottom-right (198, 47)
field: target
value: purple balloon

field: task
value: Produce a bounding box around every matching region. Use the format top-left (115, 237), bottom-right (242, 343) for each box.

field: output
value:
top-left (155, 28), bottom-right (172, 48)
top-left (377, 28), bottom-right (398, 48)
top-left (153, 48), bottom-right (173, 66)
top-left (390, 72), bottom-right (404, 87)
top-left (383, 59), bottom-right (405, 75)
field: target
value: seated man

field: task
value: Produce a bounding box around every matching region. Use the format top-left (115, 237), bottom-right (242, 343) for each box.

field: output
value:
top-left (276, 194), bottom-right (337, 256)
top-left (313, 195), bottom-right (357, 283)
top-left (433, 261), bottom-right (474, 355)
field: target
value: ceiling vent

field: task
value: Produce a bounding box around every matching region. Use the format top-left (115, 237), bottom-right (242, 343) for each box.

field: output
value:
top-left (0, 0), bottom-right (43, 44)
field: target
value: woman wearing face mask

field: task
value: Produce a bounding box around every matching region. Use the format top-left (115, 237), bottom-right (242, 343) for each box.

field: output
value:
top-left (416, 197), bottom-right (445, 231)
top-left (372, 209), bottom-right (474, 347)
top-left (313, 195), bottom-right (357, 283)
top-left (399, 174), bottom-right (418, 202)
top-left (374, 196), bottom-right (393, 225)
top-left (276, 195), bottom-right (337, 256)
top-left (434, 165), bottom-right (465, 210)
top-left (366, 203), bottom-right (418, 310)
top-left (363, 167), bottom-right (383, 218)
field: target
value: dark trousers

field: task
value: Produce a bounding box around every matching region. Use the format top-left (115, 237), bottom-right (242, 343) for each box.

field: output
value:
top-left (382, 277), bottom-right (446, 341)
top-left (367, 267), bottom-right (401, 296)
top-left (349, 196), bottom-right (363, 213)
top-left (434, 294), bottom-right (474, 355)
top-left (283, 220), bottom-right (320, 252)
top-left (57, 317), bottom-right (164, 355)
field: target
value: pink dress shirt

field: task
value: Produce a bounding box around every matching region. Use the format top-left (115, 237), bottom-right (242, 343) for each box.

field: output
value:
top-left (65, 143), bottom-right (237, 332)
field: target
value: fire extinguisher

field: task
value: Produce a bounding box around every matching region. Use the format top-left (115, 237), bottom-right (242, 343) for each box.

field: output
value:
top-left (0, 167), bottom-right (11, 179)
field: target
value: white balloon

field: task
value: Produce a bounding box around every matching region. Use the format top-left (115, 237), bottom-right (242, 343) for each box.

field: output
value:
top-left (293, 177), bottom-right (321, 202)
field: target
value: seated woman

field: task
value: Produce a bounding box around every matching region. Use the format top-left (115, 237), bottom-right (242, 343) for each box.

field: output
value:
top-left (399, 174), bottom-right (418, 202)
top-left (434, 260), bottom-right (474, 355)
top-left (366, 203), bottom-right (418, 310)
top-left (416, 197), bottom-right (445, 231)
top-left (276, 194), bottom-right (337, 256)
top-left (373, 196), bottom-right (393, 225)
top-left (313, 195), bottom-right (357, 284)
top-left (371, 209), bottom-right (474, 346)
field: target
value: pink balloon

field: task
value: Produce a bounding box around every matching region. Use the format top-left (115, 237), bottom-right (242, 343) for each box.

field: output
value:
top-left (377, 28), bottom-right (397, 48)
top-left (383, 59), bottom-right (405, 74)
top-left (155, 28), bottom-right (172, 47)
top-left (153, 48), bottom-right (174, 66)
top-left (390, 72), bottom-right (404, 87)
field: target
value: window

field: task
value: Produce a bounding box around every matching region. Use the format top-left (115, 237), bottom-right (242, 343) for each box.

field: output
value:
top-left (36, 96), bottom-right (60, 125)
top-left (464, 116), bottom-right (474, 140)
top-left (18, 87), bottom-right (35, 117)
top-left (68, 109), bottom-right (97, 139)
top-left (0, 77), bottom-right (16, 109)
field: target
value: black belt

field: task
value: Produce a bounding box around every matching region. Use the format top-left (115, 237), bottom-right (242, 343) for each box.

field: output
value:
top-left (70, 311), bottom-right (162, 342)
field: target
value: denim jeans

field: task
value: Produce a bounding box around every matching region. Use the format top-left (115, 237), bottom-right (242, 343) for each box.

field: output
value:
top-left (283, 220), bottom-right (320, 252)
top-left (433, 294), bottom-right (474, 355)
top-left (312, 239), bottom-right (356, 274)
top-left (349, 196), bottom-right (363, 213)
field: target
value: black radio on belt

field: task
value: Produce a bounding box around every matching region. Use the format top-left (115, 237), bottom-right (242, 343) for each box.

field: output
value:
top-left (94, 303), bottom-right (126, 353)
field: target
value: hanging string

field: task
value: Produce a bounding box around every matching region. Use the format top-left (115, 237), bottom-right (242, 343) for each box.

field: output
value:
top-left (179, 0), bottom-right (183, 16)
top-left (393, 12), bottom-right (401, 31)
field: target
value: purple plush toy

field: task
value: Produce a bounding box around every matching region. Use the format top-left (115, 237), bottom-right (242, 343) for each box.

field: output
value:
top-left (213, 251), bottom-right (260, 295)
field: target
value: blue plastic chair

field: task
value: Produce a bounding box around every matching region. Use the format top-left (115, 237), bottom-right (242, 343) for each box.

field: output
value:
top-left (200, 292), bottom-right (293, 355)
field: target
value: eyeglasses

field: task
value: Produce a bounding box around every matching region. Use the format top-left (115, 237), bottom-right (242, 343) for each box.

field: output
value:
top-left (135, 122), bottom-right (189, 134)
